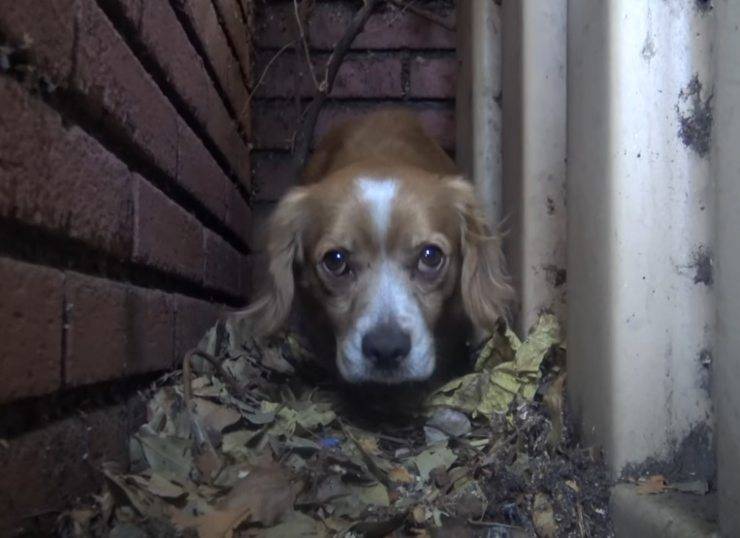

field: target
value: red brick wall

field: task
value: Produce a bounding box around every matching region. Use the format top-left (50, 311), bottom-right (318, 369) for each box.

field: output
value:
top-left (250, 0), bottom-right (456, 262)
top-left (0, 0), bottom-right (253, 533)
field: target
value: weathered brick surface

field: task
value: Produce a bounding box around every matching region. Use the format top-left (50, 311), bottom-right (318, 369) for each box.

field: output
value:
top-left (64, 272), bottom-right (179, 385)
top-left (0, 258), bottom-right (63, 403)
top-left (133, 176), bottom-right (205, 282)
top-left (64, 273), bottom-right (129, 386)
top-left (255, 52), bottom-right (404, 98)
top-left (74, 0), bottom-right (178, 177)
top-left (174, 295), bottom-right (225, 358)
top-left (256, 2), bottom-right (456, 51)
top-left (177, 118), bottom-right (230, 222)
top-left (174, 0), bottom-right (248, 125)
top-left (0, 0), bottom-right (252, 531)
top-left (213, 0), bottom-right (252, 80)
top-left (253, 103), bottom-right (454, 151)
top-left (125, 287), bottom-right (176, 374)
top-left (252, 152), bottom-right (295, 202)
top-left (0, 401), bottom-right (139, 536)
top-left (204, 230), bottom-right (245, 297)
top-left (0, 78), bottom-right (134, 257)
top-left (225, 188), bottom-right (253, 248)
top-left (410, 55), bottom-right (458, 99)
top-left (111, 0), bottom-right (251, 192)
top-left (0, 0), bottom-right (76, 83)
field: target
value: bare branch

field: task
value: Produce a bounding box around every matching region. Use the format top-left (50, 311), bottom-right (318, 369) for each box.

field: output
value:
top-left (292, 0), bottom-right (382, 173)
top-left (293, 0), bottom-right (321, 91)
top-left (243, 41), bottom-right (294, 112)
top-left (388, 0), bottom-right (455, 32)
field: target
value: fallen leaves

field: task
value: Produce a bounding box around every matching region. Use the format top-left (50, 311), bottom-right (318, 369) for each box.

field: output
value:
top-left (58, 313), bottom-right (614, 537)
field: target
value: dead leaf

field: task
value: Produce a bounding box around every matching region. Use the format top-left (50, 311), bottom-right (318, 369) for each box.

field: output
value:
top-left (544, 372), bottom-right (566, 447)
top-left (388, 466), bottom-right (414, 484)
top-left (131, 473), bottom-right (186, 500)
top-left (533, 493), bottom-right (557, 538)
top-left (412, 446), bottom-right (457, 481)
top-left (220, 463), bottom-right (299, 525)
top-left (192, 398), bottom-right (242, 434)
top-left (636, 475), bottom-right (668, 495)
top-left (171, 505), bottom-right (252, 538)
top-left (357, 435), bottom-right (381, 455)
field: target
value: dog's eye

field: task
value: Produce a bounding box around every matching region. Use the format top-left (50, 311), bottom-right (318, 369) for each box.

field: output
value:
top-left (322, 249), bottom-right (350, 276)
top-left (417, 245), bottom-right (444, 273)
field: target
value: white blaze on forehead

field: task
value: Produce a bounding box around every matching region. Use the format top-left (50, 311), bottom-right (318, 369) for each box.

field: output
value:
top-left (356, 178), bottom-right (398, 237)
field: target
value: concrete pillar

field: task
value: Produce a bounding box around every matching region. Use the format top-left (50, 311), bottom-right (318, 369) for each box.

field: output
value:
top-left (455, 0), bottom-right (502, 226)
top-left (501, 0), bottom-right (567, 334)
top-left (713, 0), bottom-right (740, 534)
top-left (567, 0), bottom-right (715, 481)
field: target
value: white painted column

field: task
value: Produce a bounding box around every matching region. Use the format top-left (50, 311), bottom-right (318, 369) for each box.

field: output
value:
top-left (712, 0), bottom-right (740, 534)
top-left (567, 0), bottom-right (715, 481)
top-left (456, 0), bottom-right (502, 226)
top-left (501, 0), bottom-right (567, 334)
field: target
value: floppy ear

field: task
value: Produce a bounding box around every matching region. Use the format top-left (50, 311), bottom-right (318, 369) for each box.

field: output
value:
top-left (445, 176), bottom-right (515, 331)
top-left (237, 187), bottom-right (309, 337)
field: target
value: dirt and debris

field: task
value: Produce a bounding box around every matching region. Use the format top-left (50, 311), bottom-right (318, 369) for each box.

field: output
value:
top-left (677, 74), bottom-right (713, 158)
top-left (57, 314), bottom-right (613, 537)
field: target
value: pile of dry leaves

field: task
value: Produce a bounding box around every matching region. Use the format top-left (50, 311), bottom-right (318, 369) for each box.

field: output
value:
top-left (58, 314), bottom-right (612, 537)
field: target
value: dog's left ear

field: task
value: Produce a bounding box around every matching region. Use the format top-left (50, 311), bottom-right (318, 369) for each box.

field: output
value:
top-left (236, 186), bottom-right (309, 337)
top-left (445, 176), bottom-right (515, 331)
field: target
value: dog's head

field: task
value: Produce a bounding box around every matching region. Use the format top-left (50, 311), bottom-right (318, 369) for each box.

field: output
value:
top-left (242, 164), bottom-right (513, 384)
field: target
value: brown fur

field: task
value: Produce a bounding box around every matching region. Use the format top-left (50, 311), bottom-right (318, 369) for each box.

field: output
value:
top-left (237, 109), bottom-right (514, 378)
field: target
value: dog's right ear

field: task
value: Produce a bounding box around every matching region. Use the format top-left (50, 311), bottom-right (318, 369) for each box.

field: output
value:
top-left (236, 186), bottom-right (309, 337)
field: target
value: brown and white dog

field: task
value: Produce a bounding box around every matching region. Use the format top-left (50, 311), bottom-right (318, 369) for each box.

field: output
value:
top-left (242, 109), bottom-right (513, 385)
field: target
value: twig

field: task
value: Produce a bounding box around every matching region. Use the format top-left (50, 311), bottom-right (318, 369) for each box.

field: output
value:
top-left (293, 0), bottom-right (321, 91)
top-left (243, 41), bottom-right (294, 112)
top-left (291, 0), bottom-right (381, 172)
top-left (388, 0), bottom-right (455, 32)
top-left (182, 348), bottom-right (242, 407)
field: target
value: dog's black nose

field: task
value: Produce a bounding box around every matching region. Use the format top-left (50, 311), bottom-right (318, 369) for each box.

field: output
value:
top-left (361, 323), bottom-right (411, 369)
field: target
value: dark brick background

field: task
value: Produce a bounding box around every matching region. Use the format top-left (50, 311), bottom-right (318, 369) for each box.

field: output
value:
top-left (0, 0), bottom-right (253, 533)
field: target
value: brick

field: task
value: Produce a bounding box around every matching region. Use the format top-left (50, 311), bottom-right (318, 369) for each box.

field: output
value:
top-left (126, 287), bottom-right (176, 374)
top-left (110, 0), bottom-right (251, 192)
top-left (252, 152), bottom-right (296, 202)
top-left (0, 258), bottom-right (63, 403)
top-left (0, 402), bottom-right (137, 535)
top-left (252, 104), bottom-right (300, 150)
top-left (409, 55), bottom-right (458, 99)
top-left (0, 78), bottom-right (134, 257)
top-left (74, 0), bottom-right (178, 177)
top-left (417, 106), bottom-right (456, 151)
top-left (249, 202), bottom-right (275, 252)
top-left (174, 295), bottom-right (224, 358)
top-left (174, 0), bottom-right (248, 123)
top-left (225, 189), bottom-right (253, 248)
top-left (0, 0), bottom-right (76, 83)
top-left (255, 52), bottom-right (403, 98)
top-left (64, 273), bottom-right (129, 385)
top-left (213, 0), bottom-right (253, 79)
top-left (256, 2), bottom-right (456, 51)
top-left (177, 118), bottom-right (229, 222)
top-left (137, 0), bottom-right (211, 124)
top-left (133, 176), bottom-right (204, 282)
top-left (204, 230), bottom-right (244, 297)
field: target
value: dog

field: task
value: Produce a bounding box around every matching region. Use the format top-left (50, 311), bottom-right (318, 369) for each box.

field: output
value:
top-left (242, 109), bottom-right (513, 386)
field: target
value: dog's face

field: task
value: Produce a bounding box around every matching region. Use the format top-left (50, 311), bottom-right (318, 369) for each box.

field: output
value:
top-left (244, 165), bottom-right (512, 384)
